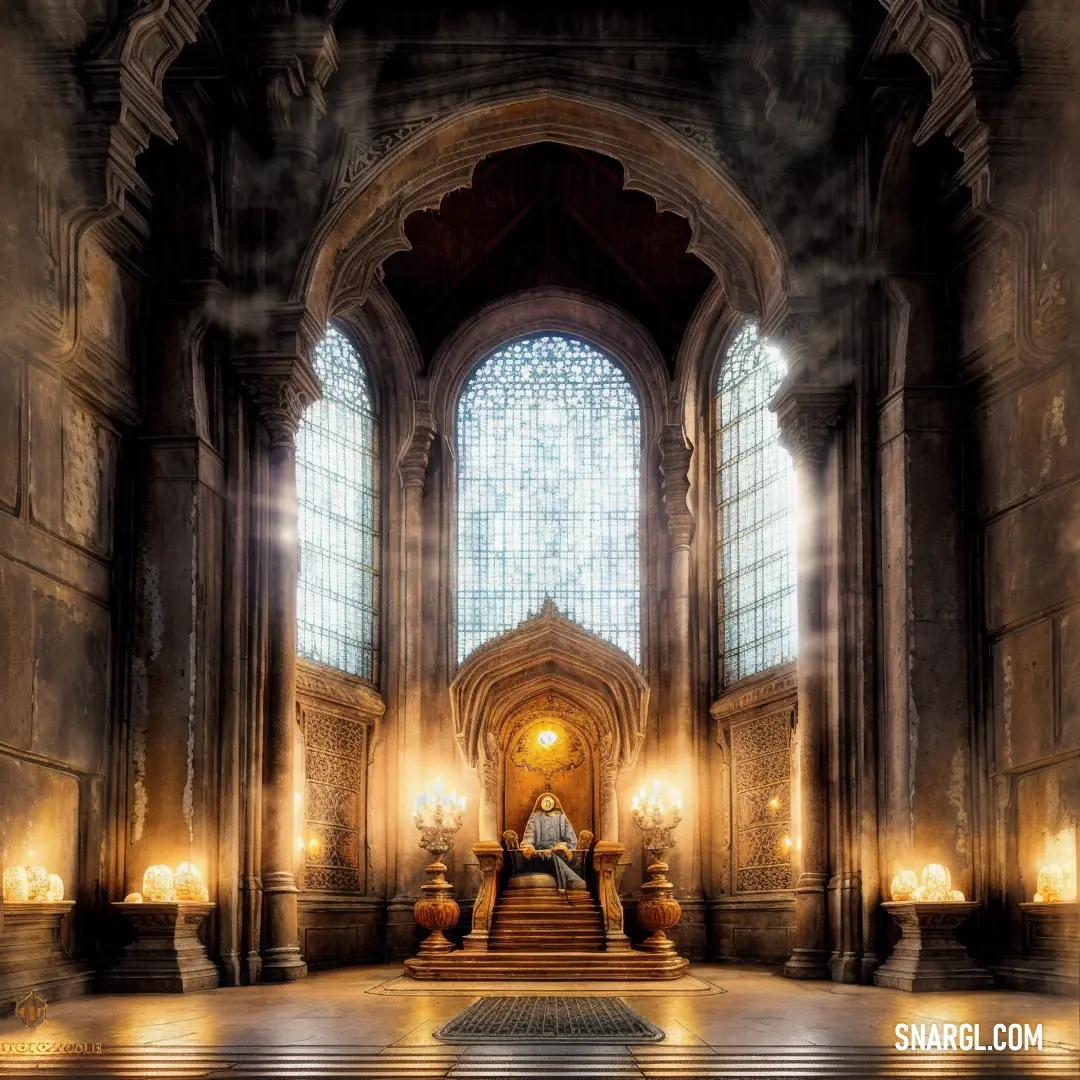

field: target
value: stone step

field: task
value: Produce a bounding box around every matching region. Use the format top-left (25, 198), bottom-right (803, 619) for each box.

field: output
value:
top-left (404, 948), bottom-right (690, 981)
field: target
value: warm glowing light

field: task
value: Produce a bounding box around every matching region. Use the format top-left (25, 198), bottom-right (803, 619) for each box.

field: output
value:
top-left (890, 870), bottom-right (918, 901)
top-left (434, 777), bottom-right (443, 796)
top-left (916, 863), bottom-right (954, 902)
top-left (1036, 828), bottom-right (1077, 902)
top-left (123, 892), bottom-right (143, 903)
top-left (537, 729), bottom-right (558, 749)
top-left (175, 862), bottom-right (208, 902)
top-left (1035, 864), bottom-right (1066, 904)
top-left (3, 866), bottom-right (29, 902)
top-left (25, 865), bottom-right (48, 902)
top-left (782, 835), bottom-right (792, 849)
top-left (46, 874), bottom-right (64, 903)
top-left (142, 864), bottom-right (175, 903)
top-left (767, 796), bottom-right (781, 812)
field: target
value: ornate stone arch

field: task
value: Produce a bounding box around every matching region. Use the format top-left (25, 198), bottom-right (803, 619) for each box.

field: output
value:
top-left (293, 93), bottom-right (794, 337)
top-left (450, 600), bottom-right (649, 842)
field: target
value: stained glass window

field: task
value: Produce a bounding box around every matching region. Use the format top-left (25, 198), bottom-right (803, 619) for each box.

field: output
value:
top-left (296, 325), bottom-right (380, 681)
top-left (456, 334), bottom-right (641, 665)
top-left (715, 321), bottom-right (797, 683)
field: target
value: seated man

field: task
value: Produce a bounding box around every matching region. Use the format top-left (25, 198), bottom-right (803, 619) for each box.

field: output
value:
top-left (519, 792), bottom-right (588, 891)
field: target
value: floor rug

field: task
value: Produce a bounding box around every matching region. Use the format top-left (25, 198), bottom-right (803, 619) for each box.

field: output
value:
top-left (432, 995), bottom-right (665, 1043)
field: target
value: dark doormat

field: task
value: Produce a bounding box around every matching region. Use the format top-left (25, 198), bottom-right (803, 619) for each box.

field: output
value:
top-left (433, 995), bottom-right (665, 1043)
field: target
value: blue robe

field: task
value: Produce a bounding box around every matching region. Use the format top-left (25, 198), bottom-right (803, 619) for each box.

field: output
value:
top-left (521, 810), bottom-right (586, 890)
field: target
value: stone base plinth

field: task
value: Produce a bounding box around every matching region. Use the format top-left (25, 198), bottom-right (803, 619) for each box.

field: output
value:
top-left (0, 902), bottom-right (91, 1015)
top-left (101, 902), bottom-right (219, 993)
top-left (404, 947), bottom-right (689, 980)
top-left (996, 902), bottom-right (1078, 996)
top-left (874, 901), bottom-right (992, 992)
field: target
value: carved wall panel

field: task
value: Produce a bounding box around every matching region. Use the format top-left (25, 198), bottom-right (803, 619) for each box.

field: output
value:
top-left (303, 708), bottom-right (367, 893)
top-left (296, 660), bottom-right (384, 895)
top-left (730, 705), bottom-right (794, 894)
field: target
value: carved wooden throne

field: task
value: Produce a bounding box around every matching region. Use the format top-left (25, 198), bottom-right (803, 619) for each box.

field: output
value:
top-left (403, 602), bottom-right (688, 978)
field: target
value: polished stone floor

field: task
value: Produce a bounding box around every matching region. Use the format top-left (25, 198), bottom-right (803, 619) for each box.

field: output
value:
top-left (0, 963), bottom-right (1076, 1077)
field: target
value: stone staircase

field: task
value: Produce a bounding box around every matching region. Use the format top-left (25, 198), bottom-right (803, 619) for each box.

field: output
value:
top-left (488, 887), bottom-right (606, 952)
top-left (404, 883), bottom-right (689, 980)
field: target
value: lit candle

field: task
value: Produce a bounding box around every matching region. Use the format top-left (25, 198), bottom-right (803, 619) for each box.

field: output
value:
top-left (142, 864), bottom-right (174, 903)
top-left (175, 862), bottom-right (207, 902)
top-left (434, 778), bottom-right (443, 796)
top-left (46, 873), bottom-right (64, 903)
top-left (3, 866), bottom-right (29, 902)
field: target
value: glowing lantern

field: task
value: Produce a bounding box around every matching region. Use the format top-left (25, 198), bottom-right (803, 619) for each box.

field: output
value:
top-left (890, 870), bottom-right (918, 901)
top-left (175, 862), bottom-right (208, 902)
top-left (142, 864), bottom-right (174, 903)
top-left (919, 863), bottom-right (951, 902)
top-left (3, 866), bottom-right (29, 902)
top-left (46, 874), bottom-right (64, 902)
top-left (25, 865), bottom-right (49, 901)
top-left (1035, 864), bottom-right (1065, 904)
top-left (123, 892), bottom-right (143, 903)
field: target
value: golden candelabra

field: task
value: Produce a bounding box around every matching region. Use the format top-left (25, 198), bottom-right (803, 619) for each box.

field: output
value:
top-left (412, 780), bottom-right (466, 955)
top-left (631, 782), bottom-right (684, 953)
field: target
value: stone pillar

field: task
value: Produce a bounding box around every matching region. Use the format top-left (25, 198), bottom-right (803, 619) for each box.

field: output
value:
top-left (658, 426), bottom-right (701, 912)
top-left (387, 405), bottom-right (437, 957)
top-left (127, 301), bottom-right (226, 901)
top-left (236, 305), bottom-right (322, 980)
top-left (772, 383), bottom-right (846, 980)
top-left (256, 382), bottom-right (310, 981)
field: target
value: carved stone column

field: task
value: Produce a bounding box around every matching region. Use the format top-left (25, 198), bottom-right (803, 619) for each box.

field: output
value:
top-left (772, 383), bottom-right (846, 980)
top-left (387, 405), bottom-right (437, 957)
top-left (659, 425), bottom-right (699, 908)
top-left (239, 313), bottom-right (321, 981)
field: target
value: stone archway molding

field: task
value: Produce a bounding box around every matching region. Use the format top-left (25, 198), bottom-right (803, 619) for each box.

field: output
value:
top-left (450, 599), bottom-right (649, 841)
top-left (296, 93), bottom-right (792, 333)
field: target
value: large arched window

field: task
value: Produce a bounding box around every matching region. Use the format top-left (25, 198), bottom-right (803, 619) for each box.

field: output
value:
top-left (715, 321), bottom-right (796, 684)
top-left (456, 334), bottom-right (641, 664)
top-left (296, 326), bottom-right (380, 681)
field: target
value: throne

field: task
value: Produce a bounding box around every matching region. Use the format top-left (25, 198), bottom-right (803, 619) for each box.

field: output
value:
top-left (500, 791), bottom-right (595, 890)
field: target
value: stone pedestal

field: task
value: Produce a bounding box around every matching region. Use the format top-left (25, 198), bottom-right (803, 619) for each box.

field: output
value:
top-left (102, 902), bottom-right (220, 993)
top-left (0, 902), bottom-right (90, 1014)
top-left (996, 902), bottom-right (1079, 995)
top-left (874, 901), bottom-right (992, 991)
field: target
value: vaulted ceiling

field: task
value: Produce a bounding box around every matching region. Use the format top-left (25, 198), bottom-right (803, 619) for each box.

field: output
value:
top-left (381, 142), bottom-right (716, 369)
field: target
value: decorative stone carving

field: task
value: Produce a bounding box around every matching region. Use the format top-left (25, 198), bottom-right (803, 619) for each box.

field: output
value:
top-left (659, 425), bottom-right (695, 549)
top-left (257, 21), bottom-right (340, 156)
top-left (711, 667), bottom-right (797, 722)
top-left (730, 706), bottom-right (794, 894)
top-left (771, 381), bottom-right (848, 467)
top-left (481, 731), bottom-right (501, 806)
top-left (398, 404), bottom-right (437, 491)
top-left (102, 902), bottom-right (220, 993)
top-left (304, 95), bottom-right (786, 338)
top-left (875, 901), bottom-right (993, 992)
top-left (336, 119), bottom-right (437, 197)
top-left (463, 841), bottom-right (504, 951)
top-left (593, 841), bottom-right (630, 951)
top-left (450, 598), bottom-right (649, 783)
